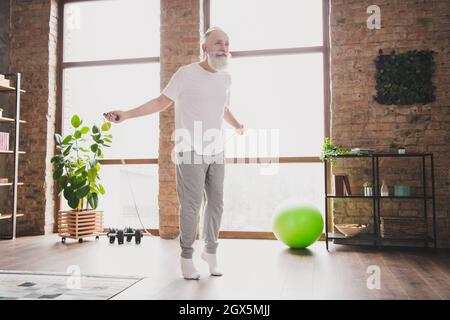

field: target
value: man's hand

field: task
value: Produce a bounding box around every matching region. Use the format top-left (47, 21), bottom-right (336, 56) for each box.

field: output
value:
top-left (236, 124), bottom-right (245, 135)
top-left (103, 111), bottom-right (127, 123)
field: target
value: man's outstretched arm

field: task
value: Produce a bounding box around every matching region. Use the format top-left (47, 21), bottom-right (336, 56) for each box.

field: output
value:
top-left (104, 94), bottom-right (174, 123)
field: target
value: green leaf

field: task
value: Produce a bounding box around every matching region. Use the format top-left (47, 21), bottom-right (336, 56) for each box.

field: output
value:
top-left (98, 184), bottom-right (106, 195)
top-left (74, 130), bottom-right (81, 139)
top-left (68, 193), bottom-right (80, 209)
top-left (54, 134), bottom-right (62, 144)
top-left (71, 115), bottom-right (82, 128)
top-left (60, 175), bottom-right (68, 188)
top-left (90, 144), bottom-right (98, 153)
top-left (92, 125), bottom-right (99, 134)
top-left (87, 192), bottom-right (98, 209)
top-left (79, 147), bottom-right (89, 153)
top-left (70, 175), bottom-right (86, 189)
top-left (63, 145), bottom-right (72, 156)
top-left (101, 122), bottom-right (111, 132)
top-left (88, 167), bottom-right (97, 183)
top-left (63, 187), bottom-right (72, 201)
top-left (53, 168), bottom-right (63, 180)
top-left (76, 185), bottom-right (90, 198)
top-left (74, 165), bottom-right (86, 175)
top-left (62, 135), bottom-right (73, 145)
top-left (81, 126), bottom-right (90, 134)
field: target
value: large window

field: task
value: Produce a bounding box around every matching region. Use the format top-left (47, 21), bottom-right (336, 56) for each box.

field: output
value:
top-left (208, 0), bottom-right (329, 232)
top-left (59, 0), bottom-right (160, 228)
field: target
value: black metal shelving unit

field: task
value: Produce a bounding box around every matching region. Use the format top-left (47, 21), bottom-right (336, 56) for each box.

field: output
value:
top-left (0, 73), bottom-right (26, 240)
top-left (324, 152), bottom-right (436, 250)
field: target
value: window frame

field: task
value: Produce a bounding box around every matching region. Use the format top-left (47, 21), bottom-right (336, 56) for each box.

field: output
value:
top-left (205, 0), bottom-right (331, 237)
top-left (56, 0), bottom-right (160, 234)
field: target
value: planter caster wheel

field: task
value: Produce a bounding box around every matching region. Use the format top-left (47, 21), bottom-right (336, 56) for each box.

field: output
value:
top-left (95, 236), bottom-right (99, 240)
top-left (78, 238), bottom-right (83, 243)
top-left (61, 237), bottom-right (66, 243)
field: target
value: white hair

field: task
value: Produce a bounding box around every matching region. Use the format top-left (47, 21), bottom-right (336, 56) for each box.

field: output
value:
top-left (202, 26), bottom-right (226, 45)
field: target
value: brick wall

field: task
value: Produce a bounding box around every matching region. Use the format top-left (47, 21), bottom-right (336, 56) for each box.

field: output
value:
top-left (330, 0), bottom-right (450, 247)
top-left (159, 0), bottom-right (203, 239)
top-left (0, 0), bottom-right (59, 236)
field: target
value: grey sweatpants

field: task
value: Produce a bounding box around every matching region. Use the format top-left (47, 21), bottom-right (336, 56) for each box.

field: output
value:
top-left (176, 151), bottom-right (225, 259)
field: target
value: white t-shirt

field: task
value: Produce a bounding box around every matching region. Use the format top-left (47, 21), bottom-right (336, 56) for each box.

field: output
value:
top-left (162, 62), bottom-right (231, 155)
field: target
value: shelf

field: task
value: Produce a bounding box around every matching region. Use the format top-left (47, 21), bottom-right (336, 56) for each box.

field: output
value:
top-left (0, 84), bottom-right (26, 93)
top-left (374, 153), bottom-right (433, 157)
top-left (0, 150), bottom-right (26, 154)
top-left (327, 195), bottom-right (375, 199)
top-left (327, 233), bottom-right (433, 242)
top-left (379, 196), bottom-right (433, 200)
top-left (0, 117), bottom-right (27, 124)
top-left (327, 194), bottom-right (433, 200)
top-left (0, 213), bottom-right (24, 220)
top-left (334, 153), bottom-right (433, 158)
top-left (0, 182), bottom-right (24, 187)
top-left (327, 232), bottom-right (377, 241)
top-left (379, 236), bottom-right (434, 242)
top-left (0, 73), bottom-right (24, 241)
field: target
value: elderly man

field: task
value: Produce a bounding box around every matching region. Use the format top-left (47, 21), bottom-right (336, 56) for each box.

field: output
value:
top-left (105, 27), bottom-right (243, 280)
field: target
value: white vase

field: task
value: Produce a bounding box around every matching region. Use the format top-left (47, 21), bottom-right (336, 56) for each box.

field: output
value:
top-left (381, 180), bottom-right (389, 196)
top-left (364, 187), bottom-right (373, 196)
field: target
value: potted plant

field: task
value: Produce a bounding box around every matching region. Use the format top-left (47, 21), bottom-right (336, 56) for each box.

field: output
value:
top-left (51, 115), bottom-right (112, 242)
top-left (320, 138), bottom-right (350, 167)
top-left (363, 181), bottom-right (373, 196)
top-left (389, 141), bottom-right (405, 154)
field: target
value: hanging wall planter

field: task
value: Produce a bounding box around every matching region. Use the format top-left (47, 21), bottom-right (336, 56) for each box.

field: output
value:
top-left (374, 49), bottom-right (436, 105)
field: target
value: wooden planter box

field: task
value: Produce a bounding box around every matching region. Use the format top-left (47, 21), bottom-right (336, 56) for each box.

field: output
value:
top-left (380, 217), bottom-right (427, 240)
top-left (57, 209), bottom-right (103, 243)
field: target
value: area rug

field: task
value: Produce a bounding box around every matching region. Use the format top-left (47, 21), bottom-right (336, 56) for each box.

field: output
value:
top-left (0, 270), bottom-right (143, 300)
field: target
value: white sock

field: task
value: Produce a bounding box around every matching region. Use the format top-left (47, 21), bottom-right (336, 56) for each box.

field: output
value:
top-left (180, 257), bottom-right (200, 280)
top-left (201, 251), bottom-right (223, 276)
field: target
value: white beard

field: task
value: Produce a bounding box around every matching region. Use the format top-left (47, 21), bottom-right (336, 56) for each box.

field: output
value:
top-left (207, 52), bottom-right (231, 71)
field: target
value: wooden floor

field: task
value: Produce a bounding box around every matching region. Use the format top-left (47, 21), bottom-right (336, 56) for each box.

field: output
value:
top-left (0, 234), bottom-right (449, 300)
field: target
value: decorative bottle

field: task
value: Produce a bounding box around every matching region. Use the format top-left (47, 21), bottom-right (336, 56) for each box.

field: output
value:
top-left (380, 180), bottom-right (389, 196)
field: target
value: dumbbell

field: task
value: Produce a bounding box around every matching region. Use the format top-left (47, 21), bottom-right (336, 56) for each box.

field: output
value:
top-left (123, 227), bottom-right (142, 244)
top-left (107, 227), bottom-right (142, 245)
top-left (107, 228), bottom-right (125, 244)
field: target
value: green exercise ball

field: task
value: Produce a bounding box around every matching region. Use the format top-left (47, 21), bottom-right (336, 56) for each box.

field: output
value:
top-left (273, 204), bottom-right (324, 249)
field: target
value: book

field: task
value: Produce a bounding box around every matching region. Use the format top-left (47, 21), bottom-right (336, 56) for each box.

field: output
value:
top-left (343, 175), bottom-right (352, 195)
top-left (334, 174), bottom-right (352, 196)
top-left (334, 175), bottom-right (344, 196)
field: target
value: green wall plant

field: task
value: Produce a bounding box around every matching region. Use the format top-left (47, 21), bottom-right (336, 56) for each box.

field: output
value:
top-left (374, 49), bottom-right (436, 105)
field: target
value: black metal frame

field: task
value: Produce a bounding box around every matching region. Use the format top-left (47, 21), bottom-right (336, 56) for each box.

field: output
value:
top-left (324, 153), bottom-right (437, 250)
